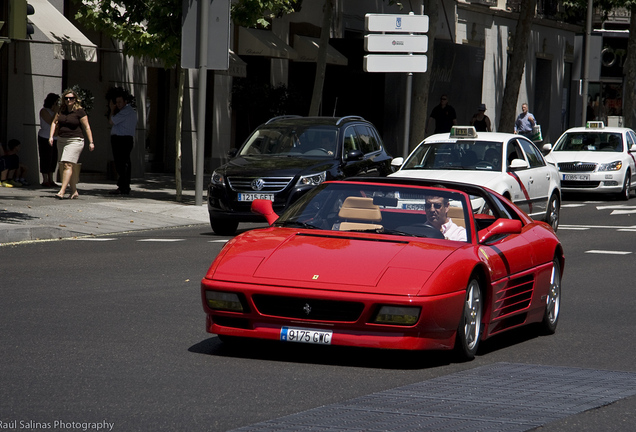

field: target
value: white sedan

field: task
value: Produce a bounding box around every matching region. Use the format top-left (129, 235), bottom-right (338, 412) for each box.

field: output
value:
top-left (390, 126), bottom-right (561, 231)
top-left (543, 121), bottom-right (636, 200)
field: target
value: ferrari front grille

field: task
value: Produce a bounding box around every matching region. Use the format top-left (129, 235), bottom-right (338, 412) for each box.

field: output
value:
top-left (252, 294), bottom-right (364, 322)
top-left (228, 176), bottom-right (294, 193)
top-left (558, 162), bottom-right (597, 172)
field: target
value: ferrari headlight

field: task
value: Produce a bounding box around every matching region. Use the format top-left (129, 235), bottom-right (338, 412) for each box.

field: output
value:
top-left (211, 170), bottom-right (225, 185)
top-left (205, 291), bottom-right (244, 312)
top-left (296, 171), bottom-right (326, 187)
top-left (374, 305), bottom-right (420, 326)
top-left (598, 161), bottom-right (622, 171)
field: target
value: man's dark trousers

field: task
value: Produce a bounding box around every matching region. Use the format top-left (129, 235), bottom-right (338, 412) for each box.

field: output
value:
top-left (111, 135), bottom-right (133, 194)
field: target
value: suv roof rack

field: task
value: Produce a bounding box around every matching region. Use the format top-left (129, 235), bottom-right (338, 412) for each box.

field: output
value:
top-left (266, 115), bottom-right (303, 124)
top-left (336, 115), bottom-right (365, 125)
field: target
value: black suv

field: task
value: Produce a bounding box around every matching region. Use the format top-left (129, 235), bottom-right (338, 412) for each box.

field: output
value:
top-left (208, 115), bottom-right (393, 235)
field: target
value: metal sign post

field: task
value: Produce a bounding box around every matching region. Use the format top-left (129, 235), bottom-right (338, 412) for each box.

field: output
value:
top-left (364, 12), bottom-right (429, 158)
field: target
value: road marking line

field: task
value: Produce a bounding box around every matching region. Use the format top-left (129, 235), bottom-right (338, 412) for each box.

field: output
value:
top-left (558, 227), bottom-right (589, 230)
top-left (559, 224), bottom-right (636, 230)
top-left (585, 250), bottom-right (632, 255)
top-left (71, 238), bottom-right (117, 241)
top-left (561, 203), bottom-right (586, 208)
top-left (137, 239), bottom-right (185, 242)
top-left (209, 240), bottom-right (229, 243)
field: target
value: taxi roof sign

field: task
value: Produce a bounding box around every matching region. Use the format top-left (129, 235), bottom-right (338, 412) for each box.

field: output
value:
top-left (450, 126), bottom-right (478, 139)
top-left (586, 121), bottom-right (605, 129)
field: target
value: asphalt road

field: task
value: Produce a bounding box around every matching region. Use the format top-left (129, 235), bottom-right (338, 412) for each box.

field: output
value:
top-left (2, 194), bottom-right (636, 431)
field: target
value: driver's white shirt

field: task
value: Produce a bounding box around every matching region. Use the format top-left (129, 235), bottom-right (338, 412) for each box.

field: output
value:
top-left (442, 218), bottom-right (467, 242)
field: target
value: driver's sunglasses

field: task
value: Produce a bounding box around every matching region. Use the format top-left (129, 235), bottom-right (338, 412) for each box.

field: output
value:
top-left (425, 202), bottom-right (444, 210)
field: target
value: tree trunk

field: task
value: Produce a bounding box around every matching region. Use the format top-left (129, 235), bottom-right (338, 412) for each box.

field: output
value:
top-left (309, 0), bottom-right (334, 116)
top-left (623, 6), bottom-right (636, 129)
top-left (175, 67), bottom-right (186, 202)
top-left (498, 0), bottom-right (537, 133)
top-left (409, 0), bottom-right (439, 150)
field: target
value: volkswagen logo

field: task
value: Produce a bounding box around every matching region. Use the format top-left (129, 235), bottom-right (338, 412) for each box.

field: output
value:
top-left (251, 178), bottom-right (265, 191)
top-left (303, 303), bottom-right (312, 315)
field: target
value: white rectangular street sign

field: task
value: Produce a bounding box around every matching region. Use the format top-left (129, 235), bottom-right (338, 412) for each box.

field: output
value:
top-left (365, 34), bottom-right (428, 53)
top-left (364, 54), bottom-right (428, 73)
top-left (365, 14), bottom-right (429, 33)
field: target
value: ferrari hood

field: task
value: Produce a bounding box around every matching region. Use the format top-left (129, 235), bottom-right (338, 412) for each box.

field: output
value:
top-left (392, 170), bottom-right (503, 189)
top-left (211, 229), bottom-right (463, 295)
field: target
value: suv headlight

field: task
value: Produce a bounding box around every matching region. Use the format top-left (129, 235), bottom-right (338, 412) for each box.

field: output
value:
top-left (296, 171), bottom-right (326, 187)
top-left (598, 161), bottom-right (622, 171)
top-left (211, 170), bottom-right (225, 185)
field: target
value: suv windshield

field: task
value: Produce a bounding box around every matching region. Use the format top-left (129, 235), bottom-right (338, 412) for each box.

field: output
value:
top-left (402, 141), bottom-right (503, 171)
top-left (554, 132), bottom-right (623, 152)
top-left (239, 125), bottom-right (338, 157)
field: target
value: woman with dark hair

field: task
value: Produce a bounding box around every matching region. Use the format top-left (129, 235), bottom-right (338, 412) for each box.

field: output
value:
top-left (48, 88), bottom-right (96, 199)
top-left (38, 93), bottom-right (60, 187)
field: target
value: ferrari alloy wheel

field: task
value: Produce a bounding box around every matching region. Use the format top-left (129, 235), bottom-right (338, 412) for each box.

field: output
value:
top-left (540, 259), bottom-right (561, 335)
top-left (455, 277), bottom-right (483, 361)
top-left (546, 192), bottom-right (560, 232)
top-left (211, 218), bottom-right (239, 236)
top-left (620, 171), bottom-right (631, 201)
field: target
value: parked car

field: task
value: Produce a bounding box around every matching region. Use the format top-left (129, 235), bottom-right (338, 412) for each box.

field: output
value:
top-left (542, 121), bottom-right (636, 200)
top-left (390, 126), bottom-right (561, 231)
top-left (201, 177), bottom-right (564, 361)
top-left (207, 115), bottom-right (393, 235)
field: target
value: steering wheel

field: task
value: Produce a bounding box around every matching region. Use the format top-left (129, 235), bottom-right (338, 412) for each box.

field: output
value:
top-left (407, 223), bottom-right (445, 239)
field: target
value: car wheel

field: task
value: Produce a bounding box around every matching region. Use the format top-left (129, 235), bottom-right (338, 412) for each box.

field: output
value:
top-left (539, 259), bottom-right (561, 335)
top-left (454, 277), bottom-right (483, 361)
top-left (546, 192), bottom-right (560, 232)
top-left (620, 170), bottom-right (631, 200)
top-left (211, 218), bottom-right (239, 236)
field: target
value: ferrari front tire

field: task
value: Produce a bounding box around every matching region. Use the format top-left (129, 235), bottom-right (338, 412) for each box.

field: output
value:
top-left (539, 259), bottom-right (561, 335)
top-left (454, 277), bottom-right (483, 361)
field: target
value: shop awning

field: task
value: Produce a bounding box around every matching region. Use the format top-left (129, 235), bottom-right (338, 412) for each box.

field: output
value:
top-left (293, 35), bottom-right (348, 66)
top-left (238, 27), bottom-right (298, 59)
top-left (28, 0), bottom-right (97, 62)
top-left (216, 50), bottom-right (247, 78)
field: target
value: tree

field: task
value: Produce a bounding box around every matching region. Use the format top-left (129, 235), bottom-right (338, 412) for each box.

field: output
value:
top-left (409, 0), bottom-right (438, 151)
top-left (497, 0), bottom-right (538, 133)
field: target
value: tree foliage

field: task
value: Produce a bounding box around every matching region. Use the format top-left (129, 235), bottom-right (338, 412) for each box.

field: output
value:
top-left (74, 0), bottom-right (183, 68)
top-left (73, 0), bottom-right (303, 68)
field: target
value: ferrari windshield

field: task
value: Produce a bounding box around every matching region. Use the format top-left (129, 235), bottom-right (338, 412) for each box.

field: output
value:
top-left (275, 182), bottom-right (472, 242)
top-left (239, 125), bottom-right (338, 157)
top-left (401, 141), bottom-right (504, 171)
top-left (553, 132), bottom-right (623, 152)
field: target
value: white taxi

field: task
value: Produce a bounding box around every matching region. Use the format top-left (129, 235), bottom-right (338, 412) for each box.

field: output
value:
top-left (543, 121), bottom-right (636, 200)
top-left (390, 126), bottom-right (561, 231)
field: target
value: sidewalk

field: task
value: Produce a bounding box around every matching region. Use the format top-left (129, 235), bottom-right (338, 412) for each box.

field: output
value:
top-left (0, 174), bottom-right (210, 245)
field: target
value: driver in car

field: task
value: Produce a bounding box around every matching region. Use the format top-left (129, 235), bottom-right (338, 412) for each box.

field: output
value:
top-left (425, 195), bottom-right (467, 241)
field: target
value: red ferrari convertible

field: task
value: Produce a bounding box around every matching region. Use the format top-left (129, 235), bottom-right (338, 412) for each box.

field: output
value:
top-left (201, 178), bottom-right (563, 360)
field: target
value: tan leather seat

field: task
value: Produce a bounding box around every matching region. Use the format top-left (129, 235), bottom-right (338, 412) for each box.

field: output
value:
top-left (337, 197), bottom-right (383, 231)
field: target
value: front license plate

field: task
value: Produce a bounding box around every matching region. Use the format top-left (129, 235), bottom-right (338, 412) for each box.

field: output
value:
top-left (563, 173), bottom-right (590, 181)
top-left (280, 327), bottom-right (332, 345)
top-left (238, 193), bottom-right (274, 202)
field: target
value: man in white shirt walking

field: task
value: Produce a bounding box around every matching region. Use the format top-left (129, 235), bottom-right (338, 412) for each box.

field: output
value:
top-left (108, 93), bottom-right (137, 195)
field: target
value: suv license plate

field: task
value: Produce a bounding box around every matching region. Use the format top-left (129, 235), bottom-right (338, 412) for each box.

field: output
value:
top-left (280, 327), bottom-right (332, 345)
top-left (238, 193), bottom-right (274, 201)
top-left (563, 174), bottom-right (590, 181)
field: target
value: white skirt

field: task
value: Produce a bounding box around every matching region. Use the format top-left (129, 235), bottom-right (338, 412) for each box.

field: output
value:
top-left (58, 137), bottom-right (85, 164)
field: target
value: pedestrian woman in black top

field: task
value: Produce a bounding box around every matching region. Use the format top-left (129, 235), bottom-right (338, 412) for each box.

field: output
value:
top-left (470, 104), bottom-right (492, 132)
top-left (49, 88), bottom-right (96, 199)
